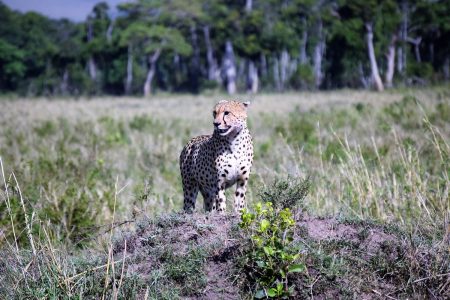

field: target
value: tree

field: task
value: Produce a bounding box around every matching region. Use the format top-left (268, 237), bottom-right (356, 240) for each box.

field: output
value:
top-left (0, 39), bottom-right (25, 90)
top-left (0, 0), bottom-right (447, 95)
top-left (84, 2), bottom-right (113, 93)
top-left (120, 23), bottom-right (191, 96)
top-left (340, 0), bottom-right (400, 91)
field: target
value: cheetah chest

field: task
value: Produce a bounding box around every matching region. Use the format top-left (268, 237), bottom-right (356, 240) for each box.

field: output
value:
top-left (219, 152), bottom-right (241, 184)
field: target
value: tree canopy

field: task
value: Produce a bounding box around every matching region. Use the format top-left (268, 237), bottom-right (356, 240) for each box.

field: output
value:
top-left (0, 0), bottom-right (448, 96)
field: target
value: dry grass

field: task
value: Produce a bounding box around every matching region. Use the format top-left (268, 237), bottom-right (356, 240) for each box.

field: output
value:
top-left (1, 88), bottom-right (449, 230)
top-left (0, 87), bottom-right (449, 298)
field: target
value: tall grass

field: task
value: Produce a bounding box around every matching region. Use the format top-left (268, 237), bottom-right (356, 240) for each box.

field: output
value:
top-left (254, 93), bottom-right (448, 238)
top-left (1, 90), bottom-right (448, 246)
top-left (0, 89), bottom-right (448, 297)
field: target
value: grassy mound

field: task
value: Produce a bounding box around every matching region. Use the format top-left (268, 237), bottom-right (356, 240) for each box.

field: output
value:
top-left (1, 210), bottom-right (447, 299)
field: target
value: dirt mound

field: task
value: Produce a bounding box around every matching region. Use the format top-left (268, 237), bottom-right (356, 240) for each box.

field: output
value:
top-left (113, 213), bottom-right (241, 299)
top-left (112, 213), bottom-right (448, 299)
top-left (299, 215), bottom-right (397, 256)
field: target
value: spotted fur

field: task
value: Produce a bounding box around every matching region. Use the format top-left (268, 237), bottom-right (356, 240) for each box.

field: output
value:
top-left (180, 100), bottom-right (254, 213)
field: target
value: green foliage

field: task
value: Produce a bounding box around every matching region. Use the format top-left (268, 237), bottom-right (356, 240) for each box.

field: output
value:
top-left (162, 247), bottom-right (207, 295)
top-left (129, 114), bottom-right (155, 131)
top-left (406, 62), bottom-right (434, 80)
top-left (381, 96), bottom-right (424, 130)
top-left (239, 202), bottom-right (305, 298)
top-left (289, 65), bottom-right (315, 90)
top-left (323, 140), bottom-right (347, 163)
top-left (430, 101), bottom-right (450, 126)
top-left (1, 0), bottom-right (449, 95)
top-left (275, 112), bottom-right (318, 152)
top-left (0, 118), bottom-right (123, 245)
top-left (99, 116), bottom-right (129, 145)
top-left (259, 177), bottom-right (310, 210)
top-left (0, 39), bottom-right (25, 89)
top-left (0, 249), bottom-right (147, 299)
top-left (120, 23), bottom-right (192, 56)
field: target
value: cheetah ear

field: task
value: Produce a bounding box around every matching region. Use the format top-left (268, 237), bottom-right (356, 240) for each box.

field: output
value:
top-left (242, 101), bottom-right (250, 110)
top-left (218, 100), bottom-right (228, 104)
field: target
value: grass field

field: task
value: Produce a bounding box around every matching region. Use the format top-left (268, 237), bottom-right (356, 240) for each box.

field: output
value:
top-left (0, 88), bottom-right (449, 298)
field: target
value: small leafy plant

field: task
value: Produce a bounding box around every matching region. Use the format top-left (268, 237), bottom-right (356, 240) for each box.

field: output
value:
top-left (259, 177), bottom-right (310, 210)
top-left (239, 202), bottom-right (305, 299)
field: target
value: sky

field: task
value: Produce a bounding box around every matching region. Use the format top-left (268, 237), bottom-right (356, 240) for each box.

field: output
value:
top-left (3, 0), bottom-right (128, 22)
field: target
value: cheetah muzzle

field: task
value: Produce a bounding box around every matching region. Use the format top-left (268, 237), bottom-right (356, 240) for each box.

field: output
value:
top-left (180, 100), bottom-right (254, 214)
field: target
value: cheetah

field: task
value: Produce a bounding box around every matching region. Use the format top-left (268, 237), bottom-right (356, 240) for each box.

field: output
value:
top-left (180, 100), bottom-right (253, 213)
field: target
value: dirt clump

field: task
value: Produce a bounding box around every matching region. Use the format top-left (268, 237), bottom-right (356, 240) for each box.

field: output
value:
top-left (112, 213), bottom-right (448, 299)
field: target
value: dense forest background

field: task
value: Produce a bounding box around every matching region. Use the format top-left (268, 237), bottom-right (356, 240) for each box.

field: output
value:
top-left (0, 0), bottom-right (449, 96)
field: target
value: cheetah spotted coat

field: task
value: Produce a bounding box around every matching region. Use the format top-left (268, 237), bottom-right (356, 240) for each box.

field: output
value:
top-left (180, 100), bottom-right (253, 213)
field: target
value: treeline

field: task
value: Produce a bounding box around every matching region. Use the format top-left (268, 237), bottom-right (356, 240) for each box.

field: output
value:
top-left (0, 0), bottom-right (449, 96)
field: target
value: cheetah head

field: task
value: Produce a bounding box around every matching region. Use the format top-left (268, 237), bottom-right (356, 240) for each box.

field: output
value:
top-left (212, 100), bottom-right (250, 136)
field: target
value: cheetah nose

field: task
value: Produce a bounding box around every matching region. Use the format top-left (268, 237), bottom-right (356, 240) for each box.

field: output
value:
top-left (213, 121), bottom-right (221, 127)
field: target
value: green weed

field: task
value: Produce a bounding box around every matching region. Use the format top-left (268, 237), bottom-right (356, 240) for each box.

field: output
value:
top-left (239, 202), bottom-right (306, 298)
top-left (259, 177), bottom-right (310, 210)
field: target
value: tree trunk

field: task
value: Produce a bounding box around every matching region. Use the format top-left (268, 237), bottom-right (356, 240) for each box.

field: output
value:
top-left (407, 37), bottom-right (422, 62)
top-left (106, 20), bottom-right (114, 43)
top-left (444, 56), bottom-right (449, 80)
top-left (203, 26), bottom-right (220, 83)
top-left (358, 62), bottom-right (370, 89)
top-left (273, 56), bottom-right (281, 91)
top-left (385, 34), bottom-right (397, 88)
top-left (313, 43), bottom-right (324, 88)
top-left (429, 43), bottom-right (434, 64)
top-left (280, 50), bottom-right (289, 90)
top-left (60, 68), bottom-right (69, 95)
top-left (313, 19), bottom-right (325, 89)
top-left (190, 25), bottom-right (201, 71)
top-left (88, 56), bottom-right (97, 81)
top-left (245, 0), bottom-right (253, 12)
top-left (247, 61), bottom-right (258, 94)
top-left (399, 1), bottom-right (408, 74)
top-left (143, 49), bottom-right (161, 97)
top-left (125, 44), bottom-right (133, 95)
top-left (365, 23), bottom-right (384, 91)
top-left (86, 19), bottom-right (97, 81)
top-left (260, 54), bottom-right (268, 78)
top-left (299, 18), bottom-right (308, 65)
top-left (238, 59), bottom-right (246, 86)
top-left (222, 40), bottom-right (237, 94)
top-left (397, 47), bottom-right (404, 73)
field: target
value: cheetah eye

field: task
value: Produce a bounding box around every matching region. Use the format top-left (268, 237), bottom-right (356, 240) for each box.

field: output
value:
top-left (213, 111), bottom-right (216, 117)
top-left (224, 111), bottom-right (230, 116)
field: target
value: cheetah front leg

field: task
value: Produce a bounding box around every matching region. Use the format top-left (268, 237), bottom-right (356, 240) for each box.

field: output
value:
top-left (183, 181), bottom-right (199, 213)
top-left (214, 187), bottom-right (227, 213)
top-left (200, 185), bottom-right (226, 213)
top-left (234, 177), bottom-right (249, 213)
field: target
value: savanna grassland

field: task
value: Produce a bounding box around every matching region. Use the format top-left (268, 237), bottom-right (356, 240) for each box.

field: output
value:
top-left (0, 88), bottom-right (449, 299)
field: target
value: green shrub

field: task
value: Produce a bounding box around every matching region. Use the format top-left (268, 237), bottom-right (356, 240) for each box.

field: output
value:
top-left (259, 177), bottom-right (310, 210)
top-left (239, 202), bottom-right (306, 298)
top-left (406, 62), bottom-right (434, 80)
